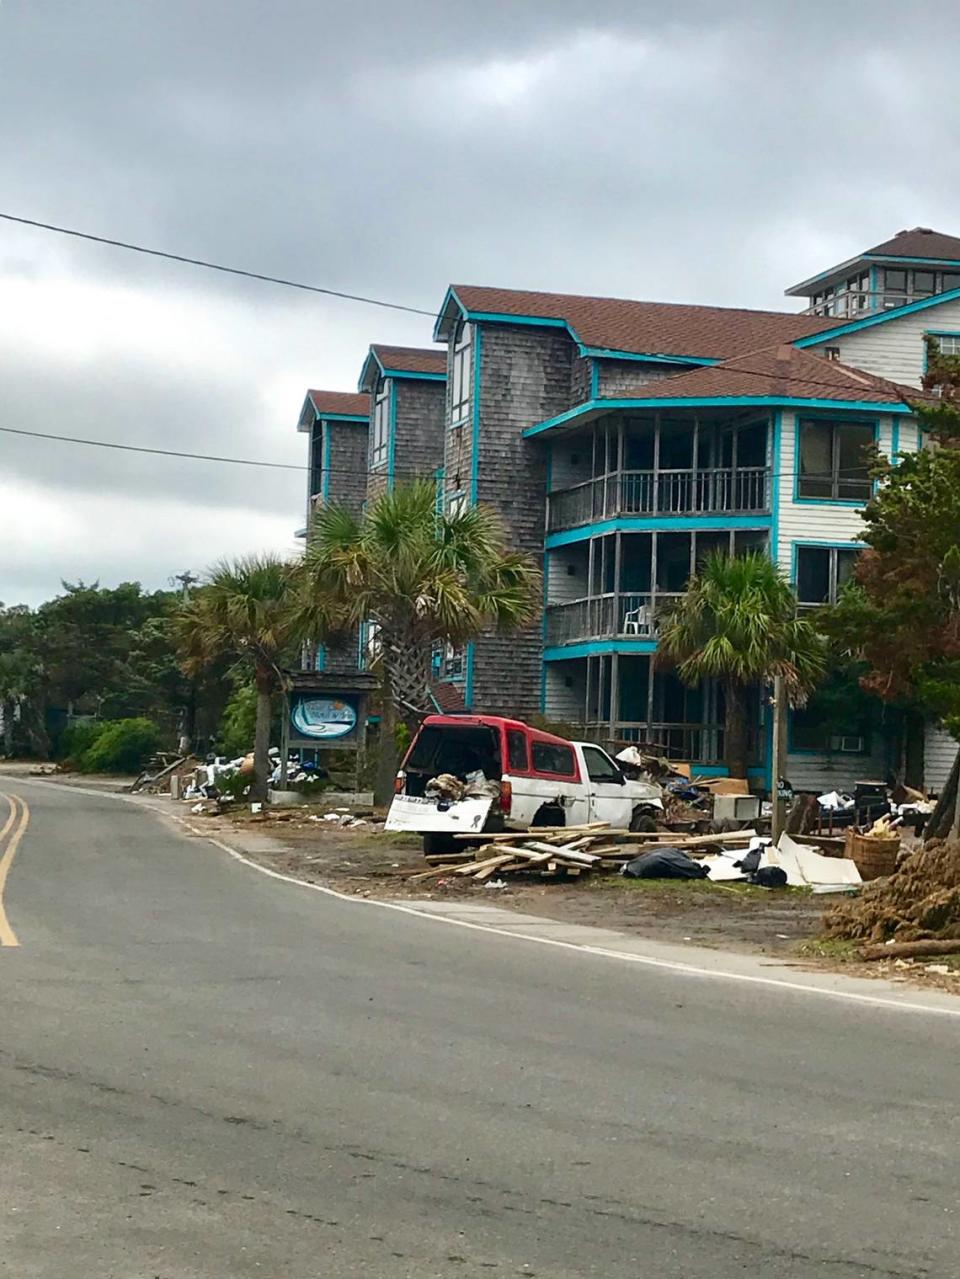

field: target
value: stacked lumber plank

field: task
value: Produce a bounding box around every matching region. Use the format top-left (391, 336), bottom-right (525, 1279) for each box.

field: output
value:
top-left (410, 823), bottom-right (758, 882)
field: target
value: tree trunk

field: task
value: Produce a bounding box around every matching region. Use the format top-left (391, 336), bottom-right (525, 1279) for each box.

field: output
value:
top-left (925, 747), bottom-right (959, 843)
top-left (374, 668), bottom-right (399, 808)
top-left (1, 699), bottom-right (14, 757)
top-left (250, 671), bottom-right (273, 803)
top-left (723, 680), bottom-right (750, 781)
top-left (384, 631), bottom-right (433, 724)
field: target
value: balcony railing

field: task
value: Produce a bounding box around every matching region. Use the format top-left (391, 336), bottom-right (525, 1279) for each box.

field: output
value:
top-left (580, 720), bottom-right (727, 765)
top-left (547, 466), bottom-right (770, 532)
top-left (545, 592), bottom-right (682, 645)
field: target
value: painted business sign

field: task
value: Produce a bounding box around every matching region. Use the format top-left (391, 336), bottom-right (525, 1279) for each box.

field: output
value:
top-left (290, 694), bottom-right (358, 742)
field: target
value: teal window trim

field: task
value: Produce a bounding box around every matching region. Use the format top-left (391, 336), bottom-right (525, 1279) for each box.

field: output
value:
top-left (589, 360), bottom-right (599, 399)
top-left (386, 370), bottom-right (446, 382)
top-left (318, 412), bottom-right (368, 423)
top-left (464, 640), bottom-right (475, 708)
top-left (321, 423), bottom-right (331, 504)
top-left (546, 515), bottom-right (772, 549)
top-left (891, 420), bottom-right (900, 462)
top-left (794, 285), bottom-right (960, 347)
top-left (792, 416), bottom-right (879, 506)
top-left (790, 538), bottom-right (863, 596)
top-left (923, 329), bottom-right (960, 372)
top-left (386, 381), bottom-right (398, 489)
top-left (433, 466), bottom-right (445, 515)
top-left (524, 396), bottom-right (910, 439)
top-left (469, 325), bottom-right (483, 504)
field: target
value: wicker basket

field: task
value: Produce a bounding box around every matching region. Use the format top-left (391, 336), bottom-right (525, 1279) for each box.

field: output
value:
top-left (844, 830), bottom-right (900, 881)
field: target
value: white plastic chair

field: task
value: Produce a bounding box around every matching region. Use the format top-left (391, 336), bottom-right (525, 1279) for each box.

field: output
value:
top-left (622, 605), bottom-right (653, 636)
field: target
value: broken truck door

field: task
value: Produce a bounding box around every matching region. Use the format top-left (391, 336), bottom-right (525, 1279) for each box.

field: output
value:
top-left (579, 743), bottom-right (634, 827)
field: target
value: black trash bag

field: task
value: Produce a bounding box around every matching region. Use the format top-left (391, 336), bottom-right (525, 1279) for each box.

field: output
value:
top-left (735, 848), bottom-right (762, 875)
top-left (748, 865), bottom-right (788, 889)
top-left (622, 848), bottom-right (709, 880)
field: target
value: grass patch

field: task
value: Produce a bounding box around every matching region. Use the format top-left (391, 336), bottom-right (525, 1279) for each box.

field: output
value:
top-left (797, 937), bottom-right (860, 962)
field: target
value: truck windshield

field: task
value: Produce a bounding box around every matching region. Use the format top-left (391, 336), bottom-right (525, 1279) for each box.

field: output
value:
top-left (406, 725), bottom-right (502, 780)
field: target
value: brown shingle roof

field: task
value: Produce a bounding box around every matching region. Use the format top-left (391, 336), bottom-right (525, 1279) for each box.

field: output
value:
top-left (307, 390), bottom-right (369, 418)
top-left (370, 344), bottom-right (446, 375)
top-left (449, 284), bottom-right (838, 360)
top-left (866, 227), bottom-right (960, 261)
top-left (600, 345), bottom-right (914, 405)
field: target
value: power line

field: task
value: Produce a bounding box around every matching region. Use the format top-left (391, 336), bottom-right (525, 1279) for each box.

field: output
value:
top-left (0, 425), bottom-right (308, 471)
top-left (0, 212), bottom-right (435, 317)
top-left (0, 422), bottom-right (902, 480)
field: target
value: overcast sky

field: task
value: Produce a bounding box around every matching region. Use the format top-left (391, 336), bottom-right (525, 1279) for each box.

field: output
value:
top-left (2, 1), bottom-right (958, 606)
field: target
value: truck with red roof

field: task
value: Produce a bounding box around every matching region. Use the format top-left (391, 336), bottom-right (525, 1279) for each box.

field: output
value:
top-left (385, 715), bottom-right (663, 855)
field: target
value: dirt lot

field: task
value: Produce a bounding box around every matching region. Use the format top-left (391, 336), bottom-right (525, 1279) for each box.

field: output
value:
top-left (192, 807), bottom-right (822, 956)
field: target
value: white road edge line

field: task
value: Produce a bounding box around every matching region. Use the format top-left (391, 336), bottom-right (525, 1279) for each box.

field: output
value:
top-left (11, 776), bottom-right (960, 1020)
top-left (186, 821), bottom-right (960, 1022)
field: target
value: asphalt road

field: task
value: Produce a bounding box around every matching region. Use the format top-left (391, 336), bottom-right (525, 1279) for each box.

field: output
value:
top-left (1, 781), bottom-right (958, 1278)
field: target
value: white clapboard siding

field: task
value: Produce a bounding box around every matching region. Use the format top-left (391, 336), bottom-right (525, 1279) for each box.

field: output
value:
top-left (924, 723), bottom-right (957, 795)
top-left (773, 411), bottom-right (897, 570)
top-left (828, 296), bottom-right (960, 389)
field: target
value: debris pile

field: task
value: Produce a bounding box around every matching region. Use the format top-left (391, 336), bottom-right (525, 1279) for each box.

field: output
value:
top-left (824, 839), bottom-right (960, 945)
top-left (410, 823), bottom-right (762, 884)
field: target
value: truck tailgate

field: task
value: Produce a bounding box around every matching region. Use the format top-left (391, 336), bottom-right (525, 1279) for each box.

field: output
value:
top-left (384, 794), bottom-right (493, 835)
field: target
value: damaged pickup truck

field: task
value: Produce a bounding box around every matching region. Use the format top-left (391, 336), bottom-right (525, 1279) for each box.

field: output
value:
top-left (386, 715), bottom-right (663, 854)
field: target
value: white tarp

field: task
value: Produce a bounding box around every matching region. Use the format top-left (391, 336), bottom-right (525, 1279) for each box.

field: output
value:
top-left (762, 833), bottom-right (862, 888)
top-left (700, 853), bottom-right (748, 882)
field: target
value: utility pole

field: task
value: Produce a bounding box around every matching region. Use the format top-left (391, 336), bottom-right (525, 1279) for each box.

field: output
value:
top-left (172, 570), bottom-right (200, 755)
top-left (771, 674), bottom-right (787, 844)
top-left (173, 570), bottom-right (199, 601)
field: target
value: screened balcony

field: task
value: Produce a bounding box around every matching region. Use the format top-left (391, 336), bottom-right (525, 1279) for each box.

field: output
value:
top-left (545, 528), bottom-right (769, 646)
top-left (547, 412), bottom-right (771, 532)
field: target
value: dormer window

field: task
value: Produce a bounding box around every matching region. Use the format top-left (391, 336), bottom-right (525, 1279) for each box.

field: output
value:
top-left (450, 320), bottom-right (473, 425)
top-left (371, 379), bottom-right (390, 468)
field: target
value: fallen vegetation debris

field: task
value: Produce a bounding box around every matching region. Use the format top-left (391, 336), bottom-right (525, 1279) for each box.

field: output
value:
top-left (824, 839), bottom-right (960, 944)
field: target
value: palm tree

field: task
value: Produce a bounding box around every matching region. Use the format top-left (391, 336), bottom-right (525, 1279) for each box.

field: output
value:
top-left (175, 555), bottom-right (305, 800)
top-left (657, 551), bottom-right (826, 779)
top-left (300, 481), bottom-right (540, 797)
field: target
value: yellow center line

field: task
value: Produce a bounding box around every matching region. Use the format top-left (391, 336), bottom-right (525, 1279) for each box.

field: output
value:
top-left (0, 793), bottom-right (29, 947)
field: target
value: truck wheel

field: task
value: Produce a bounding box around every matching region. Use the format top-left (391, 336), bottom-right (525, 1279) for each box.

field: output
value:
top-left (423, 832), bottom-right (458, 857)
top-left (630, 808), bottom-right (658, 833)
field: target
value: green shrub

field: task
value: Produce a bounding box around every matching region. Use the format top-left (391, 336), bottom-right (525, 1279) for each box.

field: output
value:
top-left (219, 685), bottom-right (258, 759)
top-left (60, 719), bottom-right (106, 766)
top-left (79, 717), bottom-right (163, 774)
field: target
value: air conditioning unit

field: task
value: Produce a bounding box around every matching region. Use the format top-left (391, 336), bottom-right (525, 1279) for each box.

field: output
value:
top-left (830, 735), bottom-right (865, 754)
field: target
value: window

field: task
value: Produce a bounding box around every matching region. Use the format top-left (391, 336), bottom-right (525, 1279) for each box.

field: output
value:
top-left (531, 741), bottom-right (576, 776)
top-left (450, 321), bottom-right (473, 424)
top-left (581, 745), bottom-right (622, 783)
top-left (371, 382), bottom-right (390, 468)
top-left (914, 270), bottom-right (936, 297)
top-left (932, 333), bottom-right (960, 358)
top-left (798, 420), bottom-right (874, 501)
top-left (824, 346), bottom-right (841, 362)
top-left (507, 729), bottom-right (528, 772)
top-left (447, 490), bottom-right (467, 517)
top-left (437, 642), bottom-right (465, 681)
top-left (796, 546), bottom-right (859, 605)
top-left (944, 273), bottom-right (960, 292)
